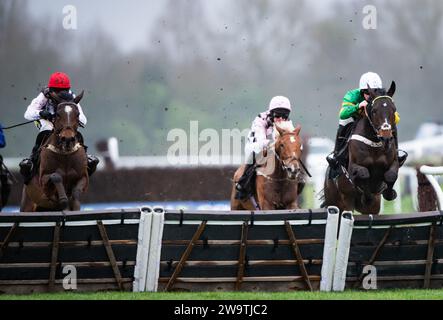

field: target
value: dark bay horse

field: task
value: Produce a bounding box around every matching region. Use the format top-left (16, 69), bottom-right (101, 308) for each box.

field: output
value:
top-left (20, 91), bottom-right (89, 212)
top-left (231, 122), bottom-right (308, 210)
top-left (323, 82), bottom-right (399, 214)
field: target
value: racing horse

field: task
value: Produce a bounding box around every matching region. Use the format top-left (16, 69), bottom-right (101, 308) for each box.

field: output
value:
top-left (0, 155), bottom-right (13, 211)
top-left (20, 91), bottom-right (89, 211)
top-left (322, 82), bottom-right (399, 214)
top-left (231, 121), bottom-right (309, 210)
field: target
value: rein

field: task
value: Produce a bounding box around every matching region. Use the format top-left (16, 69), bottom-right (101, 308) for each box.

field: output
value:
top-left (275, 152), bottom-right (312, 178)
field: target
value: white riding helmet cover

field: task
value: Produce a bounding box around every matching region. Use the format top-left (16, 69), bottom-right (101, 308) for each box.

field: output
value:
top-left (359, 72), bottom-right (383, 89)
top-left (268, 96), bottom-right (291, 112)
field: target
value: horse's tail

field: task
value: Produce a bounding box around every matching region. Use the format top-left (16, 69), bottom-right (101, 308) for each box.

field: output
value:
top-left (317, 166), bottom-right (331, 208)
top-left (318, 188), bottom-right (326, 208)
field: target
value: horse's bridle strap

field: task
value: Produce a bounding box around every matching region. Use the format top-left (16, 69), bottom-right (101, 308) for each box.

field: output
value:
top-left (349, 134), bottom-right (383, 148)
top-left (371, 95), bottom-right (394, 105)
top-left (46, 143), bottom-right (82, 155)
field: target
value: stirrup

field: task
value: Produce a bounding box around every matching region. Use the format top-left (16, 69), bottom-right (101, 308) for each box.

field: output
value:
top-left (234, 183), bottom-right (248, 200)
top-left (326, 154), bottom-right (339, 169)
top-left (398, 150), bottom-right (408, 167)
top-left (87, 155), bottom-right (100, 176)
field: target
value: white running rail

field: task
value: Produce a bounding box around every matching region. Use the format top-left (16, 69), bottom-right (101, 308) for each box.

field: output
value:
top-left (419, 165), bottom-right (443, 211)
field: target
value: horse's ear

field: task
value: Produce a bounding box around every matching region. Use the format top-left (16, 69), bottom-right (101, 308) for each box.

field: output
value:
top-left (366, 84), bottom-right (377, 98)
top-left (73, 90), bottom-right (84, 104)
top-left (49, 91), bottom-right (62, 105)
top-left (294, 124), bottom-right (301, 135)
top-left (387, 81), bottom-right (396, 97)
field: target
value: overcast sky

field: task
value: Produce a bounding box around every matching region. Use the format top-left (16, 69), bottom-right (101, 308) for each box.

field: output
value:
top-left (27, 0), bottom-right (164, 52)
top-left (26, 0), bottom-right (339, 53)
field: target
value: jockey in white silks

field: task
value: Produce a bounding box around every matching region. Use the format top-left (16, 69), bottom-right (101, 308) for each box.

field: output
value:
top-left (19, 72), bottom-right (99, 185)
top-left (235, 96), bottom-right (292, 200)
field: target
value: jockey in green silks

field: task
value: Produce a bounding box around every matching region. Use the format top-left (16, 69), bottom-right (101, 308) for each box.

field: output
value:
top-left (326, 72), bottom-right (407, 170)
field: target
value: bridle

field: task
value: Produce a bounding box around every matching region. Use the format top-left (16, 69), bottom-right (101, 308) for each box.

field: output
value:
top-left (274, 132), bottom-right (312, 178)
top-left (48, 102), bottom-right (81, 155)
top-left (274, 151), bottom-right (312, 178)
top-left (364, 95), bottom-right (395, 141)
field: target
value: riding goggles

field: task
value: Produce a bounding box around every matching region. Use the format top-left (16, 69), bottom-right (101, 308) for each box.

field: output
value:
top-left (271, 110), bottom-right (290, 120)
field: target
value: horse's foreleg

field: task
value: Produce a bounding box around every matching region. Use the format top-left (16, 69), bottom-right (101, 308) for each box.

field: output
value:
top-left (383, 162), bottom-right (399, 201)
top-left (20, 185), bottom-right (35, 212)
top-left (286, 201), bottom-right (299, 210)
top-left (70, 176), bottom-right (88, 211)
top-left (43, 173), bottom-right (68, 210)
top-left (349, 163), bottom-right (370, 180)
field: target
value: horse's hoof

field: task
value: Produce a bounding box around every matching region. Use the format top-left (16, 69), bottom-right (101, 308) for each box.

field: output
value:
top-left (50, 173), bottom-right (62, 184)
top-left (59, 198), bottom-right (69, 210)
top-left (352, 167), bottom-right (370, 180)
top-left (383, 189), bottom-right (397, 201)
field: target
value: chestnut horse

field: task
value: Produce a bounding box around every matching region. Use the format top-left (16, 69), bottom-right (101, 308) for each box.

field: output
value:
top-left (20, 91), bottom-right (88, 211)
top-left (322, 82), bottom-right (399, 214)
top-left (231, 121), bottom-right (308, 210)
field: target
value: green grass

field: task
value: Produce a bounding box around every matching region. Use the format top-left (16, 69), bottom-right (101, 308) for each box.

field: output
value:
top-left (1, 289), bottom-right (443, 300)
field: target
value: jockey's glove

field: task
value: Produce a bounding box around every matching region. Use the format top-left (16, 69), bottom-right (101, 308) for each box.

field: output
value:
top-left (42, 87), bottom-right (51, 98)
top-left (39, 110), bottom-right (53, 121)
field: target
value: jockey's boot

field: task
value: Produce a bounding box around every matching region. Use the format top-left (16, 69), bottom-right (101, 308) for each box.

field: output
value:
top-left (393, 131), bottom-right (408, 167)
top-left (19, 131), bottom-right (51, 185)
top-left (19, 158), bottom-right (33, 185)
top-left (235, 163), bottom-right (255, 200)
top-left (76, 131), bottom-right (100, 177)
top-left (87, 155), bottom-right (100, 176)
top-left (326, 124), bottom-right (348, 169)
top-left (19, 147), bottom-right (40, 185)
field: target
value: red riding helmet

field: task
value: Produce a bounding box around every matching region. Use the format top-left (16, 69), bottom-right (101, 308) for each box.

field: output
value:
top-left (47, 72), bottom-right (71, 89)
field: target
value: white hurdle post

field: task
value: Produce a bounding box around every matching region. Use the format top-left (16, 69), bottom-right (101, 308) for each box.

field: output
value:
top-left (332, 211), bottom-right (354, 292)
top-left (133, 206), bottom-right (165, 292)
top-left (145, 206), bottom-right (165, 292)
top-left (320, 206), bottom-right (340, 292)
top-left (419, 165), bottom-right (443, 210)
top-left (133, 206), bottom-right (153, 292)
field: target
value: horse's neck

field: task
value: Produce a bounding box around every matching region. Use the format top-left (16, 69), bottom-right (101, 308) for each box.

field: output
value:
top-left (354, 117), bottom-right (377, 140)
top-left (270, 152), bottom-right (286, 178)
top-left (42, 132), bottom-right (56, 147)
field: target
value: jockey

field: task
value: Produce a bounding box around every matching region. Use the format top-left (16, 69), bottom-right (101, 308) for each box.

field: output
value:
top-left (0, 124), bottom-right (12, 209)
top-left (235, 96), bottom-right (292, 200)
top-left (19, 72), bottom-right (99, 184)
top-left (0, 124), bottom-right (5, 149)
top-left (326, 72), bottom-right (407, 170)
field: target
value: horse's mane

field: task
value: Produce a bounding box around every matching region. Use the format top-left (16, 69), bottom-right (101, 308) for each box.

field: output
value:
top-left (274, 120), bottom-right (295, 137)
top-left (370, 88), bottom-right (387, 97)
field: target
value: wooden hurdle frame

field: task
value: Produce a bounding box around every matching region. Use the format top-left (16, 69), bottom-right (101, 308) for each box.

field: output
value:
top-left (1, 206), bottom-right (443, 294)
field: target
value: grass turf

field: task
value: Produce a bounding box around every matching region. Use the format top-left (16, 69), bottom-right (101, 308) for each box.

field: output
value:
top-left (1, 289), bottom-right (443, 300)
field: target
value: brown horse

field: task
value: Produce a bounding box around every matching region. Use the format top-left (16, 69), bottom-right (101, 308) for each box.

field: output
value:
top-left (20, 91), bottom-right (89, 212)
top-left (231, 122), bottom-right (307, 210)
top-left (323, 82), bottom-right (399, 214)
